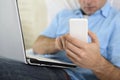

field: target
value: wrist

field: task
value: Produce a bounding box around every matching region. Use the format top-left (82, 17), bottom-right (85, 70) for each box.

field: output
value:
top-left (92, 56), bottom-right (108, 72)
top-left (92, 56), bottom-right (114, 74)
top-left (91, 56), bottom-right (119, 80)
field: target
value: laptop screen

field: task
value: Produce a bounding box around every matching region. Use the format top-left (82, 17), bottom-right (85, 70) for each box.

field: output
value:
top-left (0, 0), bottom-right (26, 62)
top-left (0, 0), bottom-right (48, 63)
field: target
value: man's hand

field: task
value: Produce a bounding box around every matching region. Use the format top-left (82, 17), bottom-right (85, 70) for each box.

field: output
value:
top-left (33, 35), bottom-right (66, 54)
top-left (33, 36), bottom-right (59, 54)
top-left (65, 31), bottom-right (120, 80)
top-left (55, 36), bottom-right (66, 51)
top-left (65, 31), bottom-right (104, 70)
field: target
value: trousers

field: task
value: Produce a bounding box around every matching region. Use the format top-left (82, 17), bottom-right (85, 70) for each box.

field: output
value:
top-left (0, 58), bottom-right (70, 80)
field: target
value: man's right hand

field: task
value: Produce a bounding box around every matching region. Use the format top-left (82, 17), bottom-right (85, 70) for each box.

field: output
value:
top-left (33, 35), bottom-right (66, 54)
top-left (33, 35), bottom-right (58, 54)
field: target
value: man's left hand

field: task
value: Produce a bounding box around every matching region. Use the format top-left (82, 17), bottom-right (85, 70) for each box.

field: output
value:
top-left (65, 31), bottom-right (104, 70)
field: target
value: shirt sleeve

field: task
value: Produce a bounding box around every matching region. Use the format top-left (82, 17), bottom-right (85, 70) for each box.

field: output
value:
top-left (40, 9), bottom-right (73, 38)
top-left (40, 12), bottom-right (60, 38)
top-left (107, 14), bottom-right (120, 67)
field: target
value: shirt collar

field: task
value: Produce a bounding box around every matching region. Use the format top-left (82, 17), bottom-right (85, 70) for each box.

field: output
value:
top-left (74, 9), bottom-right (83, 17)
top-left (100, 1), bottom-right (111, 18)
top-left (74, 1), bottom-right (111, 18)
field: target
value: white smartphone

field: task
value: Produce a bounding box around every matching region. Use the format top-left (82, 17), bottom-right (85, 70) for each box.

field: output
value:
top-left (69, 18), bottom-right (88, 42)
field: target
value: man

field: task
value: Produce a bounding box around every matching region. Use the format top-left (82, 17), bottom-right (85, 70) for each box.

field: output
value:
top-left (33, 0), bottom-right (120, 80)
top-left (0, 0), bottom-right (120, 80)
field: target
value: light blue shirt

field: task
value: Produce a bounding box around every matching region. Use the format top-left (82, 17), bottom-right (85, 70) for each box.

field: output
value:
top-left (41, 2), bottom-right (120, 80)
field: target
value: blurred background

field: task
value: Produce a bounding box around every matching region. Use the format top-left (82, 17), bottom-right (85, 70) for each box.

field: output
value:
top-left (17, 0), bottom-right (79, 49)
top-left (18, 0), bottom-right (47, 49)
top-left (17, 0), bottom-right (120, 50)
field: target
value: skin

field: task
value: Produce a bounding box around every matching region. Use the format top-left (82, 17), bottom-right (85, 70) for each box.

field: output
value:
top-left (33, 0), bottom-right (120, 79)
top-left (33, 35), bottom-right (58, 54)
top-left (79, 0), bottom-right (106, 15)
top-left (65, 31), bottom-right (120, 80)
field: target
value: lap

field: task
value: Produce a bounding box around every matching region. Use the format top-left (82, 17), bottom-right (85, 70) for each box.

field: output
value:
top-left (0, 58), bottom-right (69, 80)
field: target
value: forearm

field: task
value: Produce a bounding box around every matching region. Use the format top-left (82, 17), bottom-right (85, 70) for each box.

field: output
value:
top-left (92, 57), bottom-right (120, 80)
top-left (33, 35), bottom-right (59, 54)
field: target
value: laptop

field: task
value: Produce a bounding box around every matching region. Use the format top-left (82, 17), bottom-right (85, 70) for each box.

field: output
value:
top-left (0, 0), bottom-right (76, 68)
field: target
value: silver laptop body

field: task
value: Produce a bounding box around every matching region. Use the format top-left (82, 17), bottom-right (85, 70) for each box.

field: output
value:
top-left (0, 0), bottom-right (76, 68)
top-left (0, 0), bottom-right (27, 63)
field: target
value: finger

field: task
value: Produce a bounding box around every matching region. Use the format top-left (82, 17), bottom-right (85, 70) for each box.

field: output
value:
top-left (60, 36), bottom-right (66, 50)
top-left (88, 30), bottom-right (99, 45)
top-left (66, 41), bottom-right (82, 58)
top-left (66, 49), bottom-right (81, 64)
top-left (66, 49), bottom-right (87, 68)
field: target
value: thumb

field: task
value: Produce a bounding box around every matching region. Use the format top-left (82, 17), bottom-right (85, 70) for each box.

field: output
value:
top-left (55, 37), bottom-right (63, 51)
top-left (55, 36), bottom-right (66, 51)
top-left (88, 30), bottom-right (99, 45)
